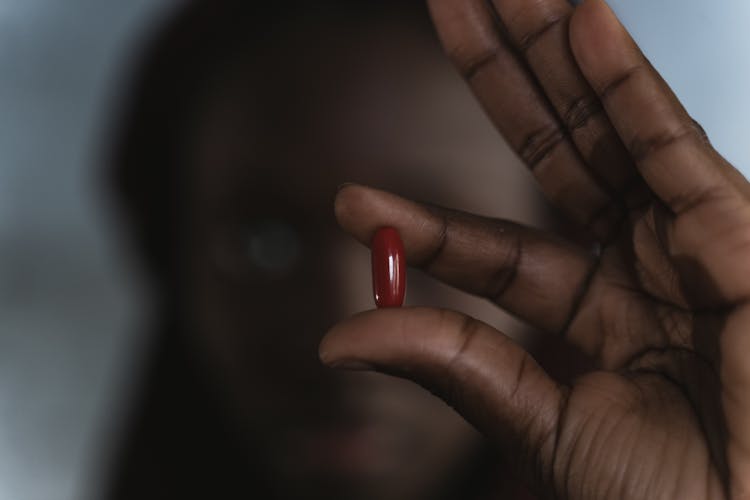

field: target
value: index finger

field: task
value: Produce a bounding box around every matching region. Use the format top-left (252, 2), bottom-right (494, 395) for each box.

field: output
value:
top-left (335, 184), bottom-right (595, 335)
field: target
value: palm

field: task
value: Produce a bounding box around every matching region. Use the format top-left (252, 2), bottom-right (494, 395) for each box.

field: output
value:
top-left (549, 196), bottom-right (750, 498)
top-left (322, 0), bottom-right (750, 498)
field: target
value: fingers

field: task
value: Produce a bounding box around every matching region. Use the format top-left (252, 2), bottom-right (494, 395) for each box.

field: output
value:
top-left (319, 307), bottom-right (564, 475)
top-left (721, 304), bottom-right (750, 496)
top-left (569, 0), bottom-right (741, 216)
top-left (335, 184), bottom-right (596, 334)
top-left (427, 0), bottom-right (622, 240)
top-left (487, 0), bottom-right (644, 205)
top-left (569, 0), bottom-right (750, 306)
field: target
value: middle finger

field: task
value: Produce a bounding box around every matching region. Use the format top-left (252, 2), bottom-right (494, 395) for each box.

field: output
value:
top-left (489, 0), bottom-right (646, 205)
top-left (428, 0), bottom-right (637, 240)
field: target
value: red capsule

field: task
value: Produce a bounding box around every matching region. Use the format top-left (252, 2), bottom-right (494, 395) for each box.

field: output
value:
top-left (371, 227), bottom-right (406, 308)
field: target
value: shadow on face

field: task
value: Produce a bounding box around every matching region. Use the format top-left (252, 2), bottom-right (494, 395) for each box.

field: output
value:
top-left (108, 1), bottom-right (544, 499)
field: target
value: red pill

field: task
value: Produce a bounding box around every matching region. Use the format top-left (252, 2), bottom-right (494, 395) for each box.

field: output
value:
top-left (371, 227), bottom-right (406, 308)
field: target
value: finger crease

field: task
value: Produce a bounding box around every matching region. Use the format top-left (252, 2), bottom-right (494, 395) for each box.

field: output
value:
top-left (421, 212), bottom-right (449, 272)
top-left (517, 16), bottom-right (566, 53)
top-left (508, 353), bottom-right (529, 405)
top-left (520, 125), bottom-right (567, 169)
top-left (460, 46), bottom-right (500, 81)
top-left (598, 64), bottom-right (644, 101)
top-left (447, 315), bottom-right (483, 373)
top-left (563, 95), bottom-right (604, 133)
top-left (690, 117), bottom-right (710, 143)
top-left (489, 233), bottom-right (522, 303)
top-left (629, 125), bottom-right (700, 163)
top-left (548, 386), bottom-right (572, 491)
top-left (670, 185), bottom-right (733, 217)
top-left (559, 254), bottom-right (601, 338)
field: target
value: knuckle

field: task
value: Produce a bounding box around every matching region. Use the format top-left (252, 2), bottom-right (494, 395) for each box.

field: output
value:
top-left (517, 15), bottom-right (566, 53)
top-left (598, 64), bottom-right (644, 101)
top-left (563, 95), bottom-right (604, 132)
top-left (628, 125), bottom-right (701, 163)
top-left (487, 233), bottom-right (522, 302)
top-left (519, 125), bottom-right (567, 169)
top-left (456, 45), bottom-right (500, 80)
top-left (420, 211), bottom-right (450, 272)
top-left (443, 312), bottom-right (483, 369)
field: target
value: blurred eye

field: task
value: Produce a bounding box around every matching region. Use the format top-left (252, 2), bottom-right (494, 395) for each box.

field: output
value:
top-left (245, 219), bottom-right (301, 275)
top-left (211, 218), bottom-right (303, 281)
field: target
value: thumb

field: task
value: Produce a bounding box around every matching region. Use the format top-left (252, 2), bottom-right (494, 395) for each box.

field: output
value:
top-left (319, 307), bottom-right (565, 482)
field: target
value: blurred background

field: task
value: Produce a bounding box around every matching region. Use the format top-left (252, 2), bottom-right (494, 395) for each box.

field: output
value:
top-left (0, 1), bottom-right (747, 499)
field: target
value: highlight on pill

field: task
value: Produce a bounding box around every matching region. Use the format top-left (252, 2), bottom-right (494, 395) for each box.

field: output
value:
top-left (370, 227), bottom-right (406, 308)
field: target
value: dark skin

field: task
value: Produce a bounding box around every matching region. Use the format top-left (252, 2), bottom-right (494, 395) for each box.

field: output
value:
top-left (321, 0), bottom-right (750, 498)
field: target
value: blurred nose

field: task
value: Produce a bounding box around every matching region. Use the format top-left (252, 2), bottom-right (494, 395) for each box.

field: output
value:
top-left (255, 246), bottom-right (350, 412)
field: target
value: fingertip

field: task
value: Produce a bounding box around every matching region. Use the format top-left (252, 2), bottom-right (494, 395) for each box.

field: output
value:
top-left (569, 0), bottom-right (606, 63)
top-left (318, 326), bottom-right (375, 371)
top-left (570, 0), bottom-right (631, 86)
top-left (317, 333), bottom-right (336, 366)
top-left (333, 185), bottom-right (438, 255)
top-left (333, 182), bottom-right (363, 230)
top-left (318, 315), bottom-right (354, 367)
top-left (570, 0), bottom-right (616, 36)
top-left (333, 184), bottom-right (394, 241)
top-left (318, 338), bottom-right (374, 371)
top-left (336, 181), bottom-right (359, 192)
top-left (318, 307), bottom-right (448, 369)
top-left (318, 309), bottom-right (384, 368)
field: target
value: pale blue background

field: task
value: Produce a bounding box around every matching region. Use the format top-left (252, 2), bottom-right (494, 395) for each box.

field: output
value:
top-left (609, 0), bottom-right (750, 171)
top-left (0, 2), bottom-right (177, 500)
top-left (0, 1), bottom-right (746, 499)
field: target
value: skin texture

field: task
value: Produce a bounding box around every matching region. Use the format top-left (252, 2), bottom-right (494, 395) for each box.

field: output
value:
top-left (320, 1), bottom-right (750, 498)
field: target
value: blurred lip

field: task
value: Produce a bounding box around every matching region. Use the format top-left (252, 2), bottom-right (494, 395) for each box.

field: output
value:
top-left (285, 414), bottom-right (415, 479)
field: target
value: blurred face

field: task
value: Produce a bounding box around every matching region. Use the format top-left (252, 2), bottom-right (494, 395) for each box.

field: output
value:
top-left (182, 7), bottom-right (536, 500)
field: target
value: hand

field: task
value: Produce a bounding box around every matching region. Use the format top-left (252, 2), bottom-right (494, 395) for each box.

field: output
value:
top-left (320, 0), bottom-right (750, 498)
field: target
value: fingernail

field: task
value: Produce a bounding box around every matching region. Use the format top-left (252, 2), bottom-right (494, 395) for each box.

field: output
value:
top-left (326, 359), bottom-right (375, 371)
top-left (336, 182), bottom-right (357, 192)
